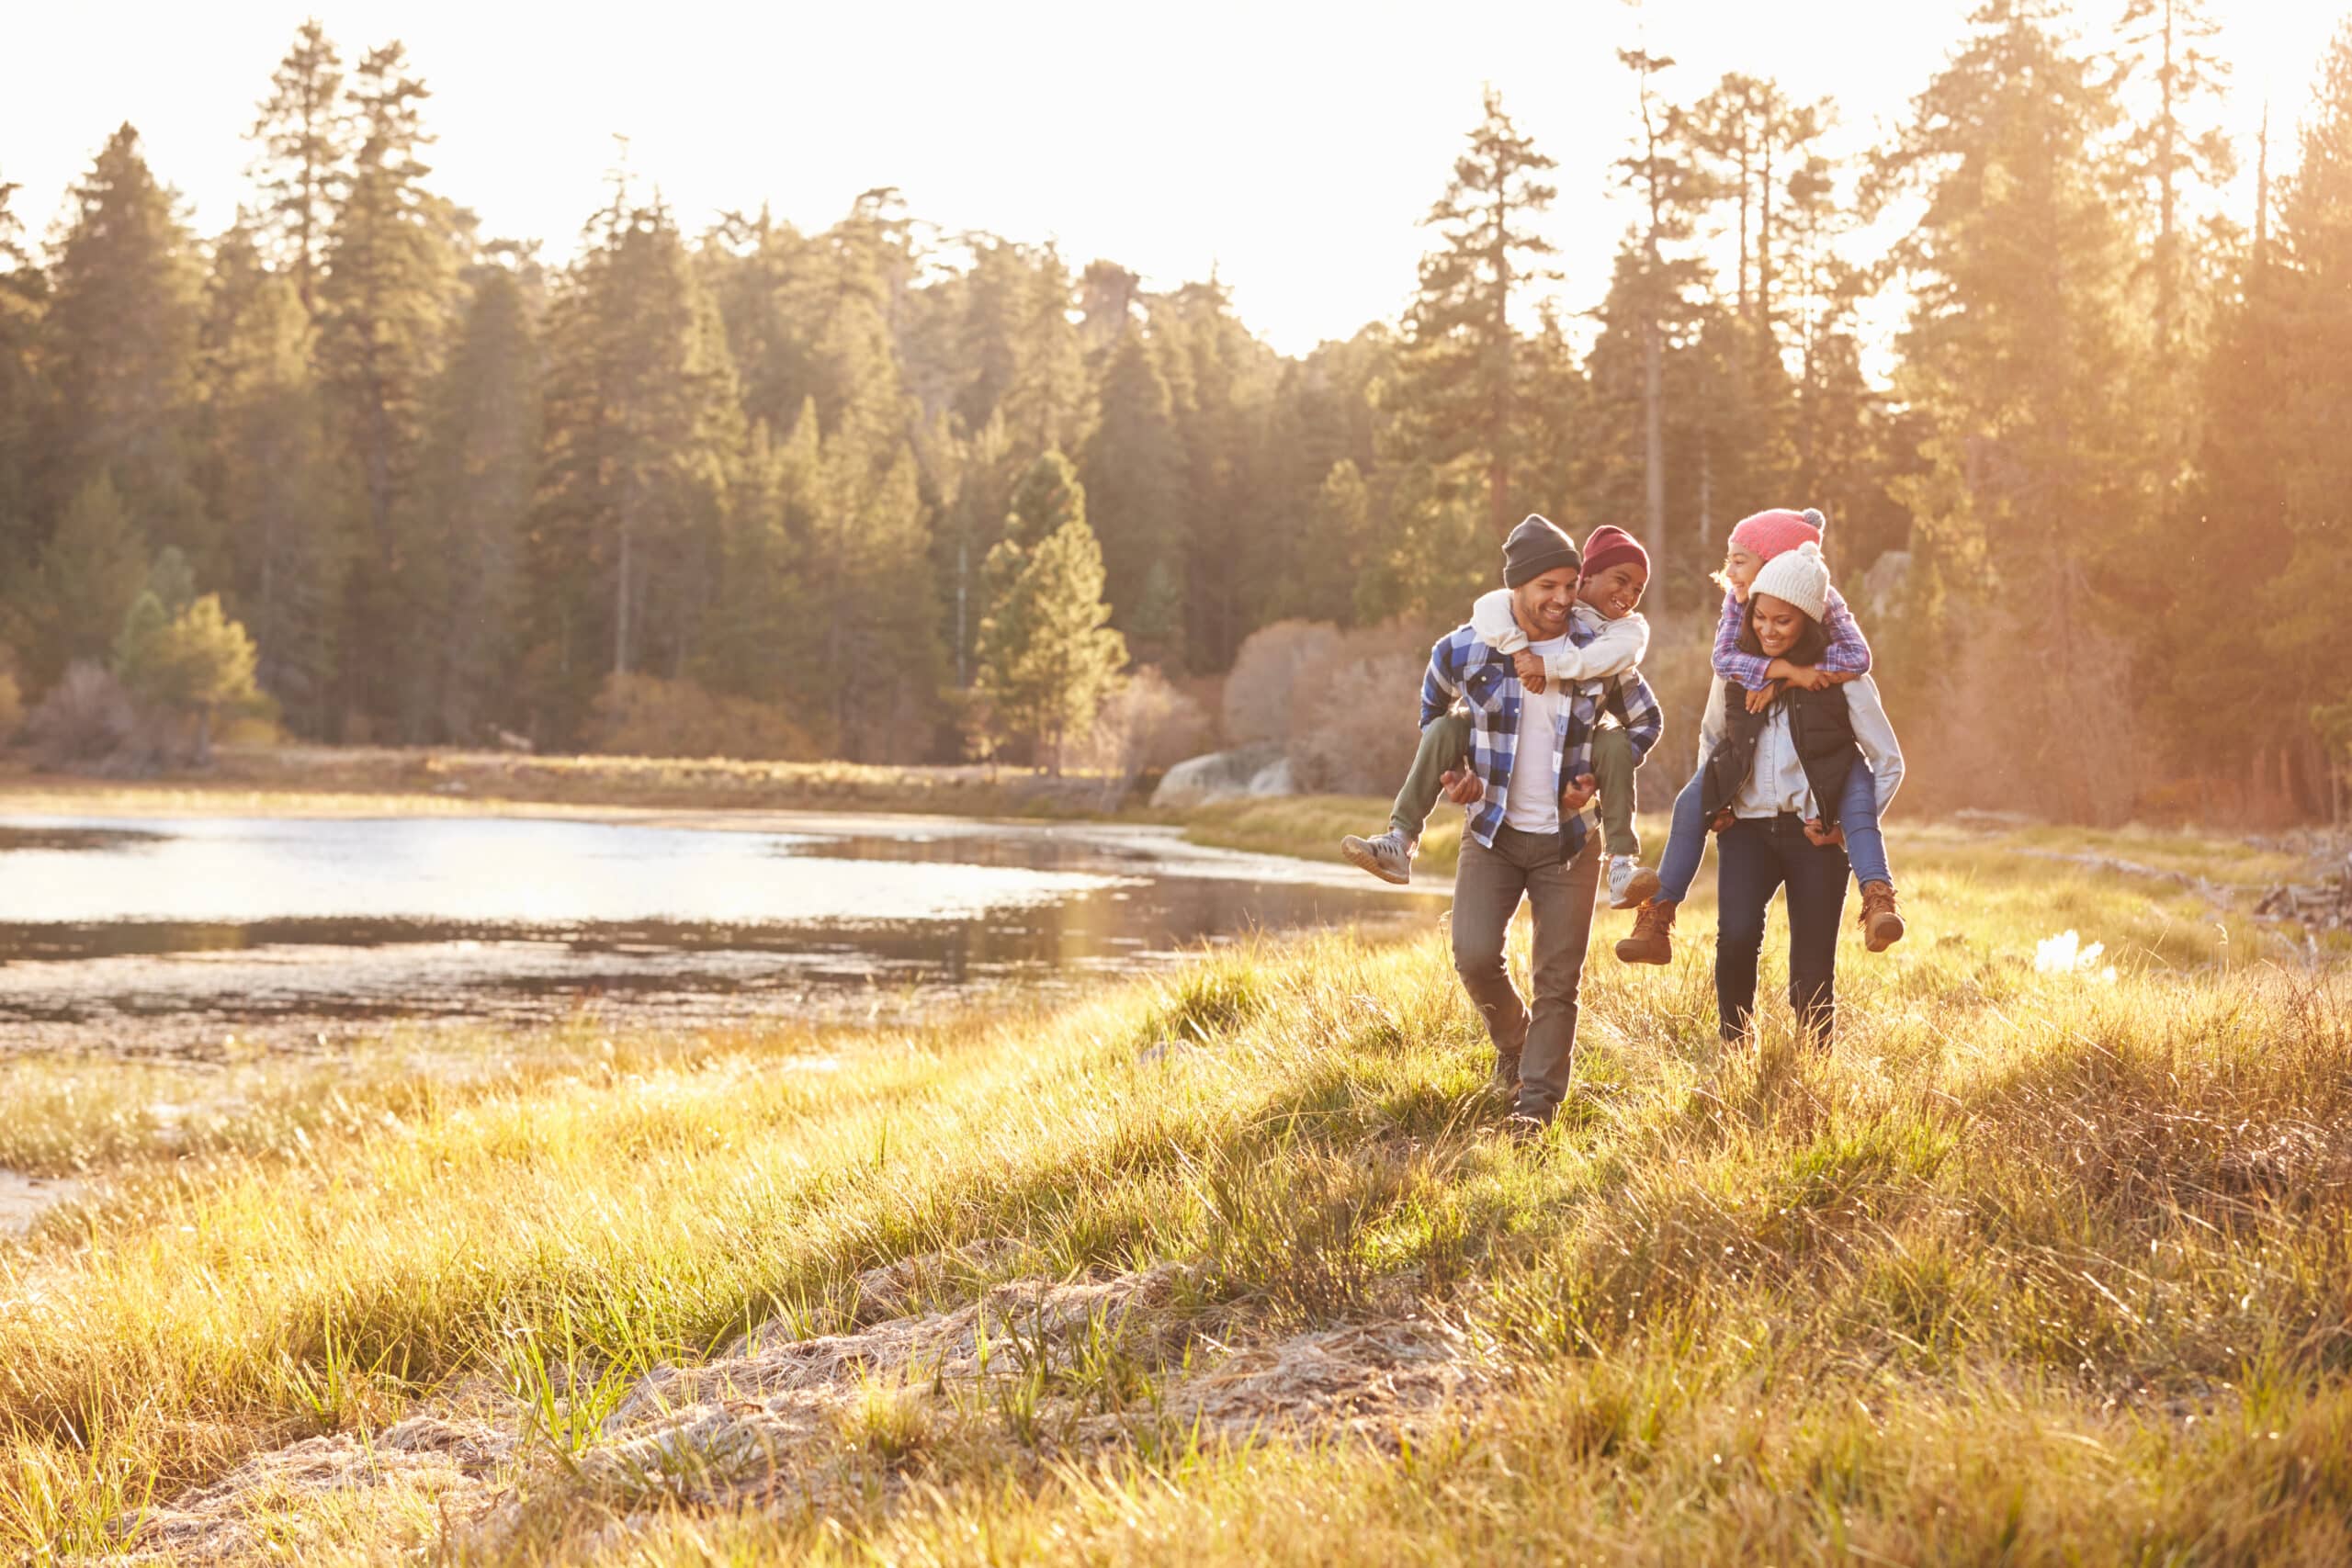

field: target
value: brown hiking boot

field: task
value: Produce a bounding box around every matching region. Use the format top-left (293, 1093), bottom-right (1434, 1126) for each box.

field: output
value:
top-left (1860, 880), bottom-right (1905, 953)
top-left (1614, 898), bottom-right (1677, 965)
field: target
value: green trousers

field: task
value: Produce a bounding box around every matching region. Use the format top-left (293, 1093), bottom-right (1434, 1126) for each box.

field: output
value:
top-left (1391, 707), bottom-right (1639, 859)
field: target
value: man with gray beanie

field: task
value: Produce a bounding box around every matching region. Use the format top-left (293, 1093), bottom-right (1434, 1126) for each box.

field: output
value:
top-left (1412, 514), bottom-right (1663, 1137)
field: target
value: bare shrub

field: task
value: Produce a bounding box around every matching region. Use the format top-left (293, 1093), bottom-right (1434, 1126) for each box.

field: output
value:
top-left (1284, 622), bottom-right (1441, 795)
top-left (1897, 593), bottom-right (2149, 826)
top-left (1223, 621), bottom-right (1340, 746)
top-left (1068, 666), bottom-right (1212, 807)
top-left (584, 673), bottom-right (822, 761)
top-left (24, 661), bottom-right (136, 768)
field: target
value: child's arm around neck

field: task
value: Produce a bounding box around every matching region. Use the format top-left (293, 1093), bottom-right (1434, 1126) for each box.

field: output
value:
top-left (1470, 589), bottom-right (1530, 653)
top-left (1712, 591), bottom-right (1775, 692)
top-left (1473, 590), bottom-right (1649, 684)
top-left (1711, 584), bottom-right (1873, 691)
top-left (1548, 604), bottom-right (1648, 683)
top-left (1816, 586), bottom-right (1872, 675)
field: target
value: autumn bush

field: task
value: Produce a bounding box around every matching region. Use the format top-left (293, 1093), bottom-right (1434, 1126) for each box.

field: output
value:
top-left (1220, 620), bottom-right (1340, 747)
top-left (1066, 666), bottom-right (1212, 807)
top-left (583, 671), bottom-right (826, 762)
top-left (22, 660), bottom-right (136, 768)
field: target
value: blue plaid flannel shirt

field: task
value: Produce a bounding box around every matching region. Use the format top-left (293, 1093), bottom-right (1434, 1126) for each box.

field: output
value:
top-left (1419, 615), bottom-right (1666, 855)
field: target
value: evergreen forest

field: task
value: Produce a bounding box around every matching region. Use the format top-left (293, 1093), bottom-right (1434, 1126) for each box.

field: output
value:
top-left (2, 1), bottom-right (2347, 819)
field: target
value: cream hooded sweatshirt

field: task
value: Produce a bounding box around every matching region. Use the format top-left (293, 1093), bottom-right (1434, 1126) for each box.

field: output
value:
top-left (1469, 589), bottom-right (1649, 686)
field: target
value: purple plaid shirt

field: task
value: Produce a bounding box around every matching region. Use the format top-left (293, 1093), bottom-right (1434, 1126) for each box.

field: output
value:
top-left (1713, 586), bottom-right (1871, 692)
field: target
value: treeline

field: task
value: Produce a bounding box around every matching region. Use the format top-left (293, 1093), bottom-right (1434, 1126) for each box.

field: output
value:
top-left (0, 4), bottom-right (2347, 815)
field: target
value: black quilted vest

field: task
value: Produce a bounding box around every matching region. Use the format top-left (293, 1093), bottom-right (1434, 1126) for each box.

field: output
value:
top-left (1701, 682), bottom-right (1863, 828)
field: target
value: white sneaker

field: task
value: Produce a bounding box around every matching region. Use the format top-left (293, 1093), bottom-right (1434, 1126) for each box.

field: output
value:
top-left (1340, 829), bottom-right (1416, 886)
top-left (1608, 854), bottom-right (1661, 909)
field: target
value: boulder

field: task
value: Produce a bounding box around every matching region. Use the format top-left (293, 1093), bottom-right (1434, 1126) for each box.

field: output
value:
top-left (1151, 742), bottom-right (1292, 808)
top-left (1247, 755), bottom-right (1295, 796)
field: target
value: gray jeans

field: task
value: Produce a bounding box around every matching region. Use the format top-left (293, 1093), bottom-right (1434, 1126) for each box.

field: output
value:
top-left (1451, 826), bottom-right (1603, 1122)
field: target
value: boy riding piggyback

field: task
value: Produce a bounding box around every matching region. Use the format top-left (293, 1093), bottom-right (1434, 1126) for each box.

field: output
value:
top-left (1341, 519), bottom-right (1665, 908)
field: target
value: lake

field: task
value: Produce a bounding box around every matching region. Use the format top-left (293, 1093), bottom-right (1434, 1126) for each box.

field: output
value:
top-left (0, 812), bottom-right (1442, 1055)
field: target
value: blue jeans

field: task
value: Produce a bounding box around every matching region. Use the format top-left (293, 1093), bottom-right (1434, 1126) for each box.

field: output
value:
top-left (1655, 758), bottom-right (1893, 903)
top-left (1838, 764), bottom-right (1891, 887)
top-left (1716, 813), bottom-right (1849, 1044)
top-left (1657, 767), bottom-right (1710, 903)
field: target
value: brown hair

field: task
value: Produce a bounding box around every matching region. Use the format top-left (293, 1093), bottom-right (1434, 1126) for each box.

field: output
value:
top-left (1736, 592), bottom-right (1829, 667)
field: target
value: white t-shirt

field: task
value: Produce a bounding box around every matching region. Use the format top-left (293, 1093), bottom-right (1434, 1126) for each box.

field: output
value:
top-left (1502, 633), bottom-right (1571, 834)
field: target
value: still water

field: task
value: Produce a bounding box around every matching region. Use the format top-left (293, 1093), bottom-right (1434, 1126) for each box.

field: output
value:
top-left (0, 813), bottom-right (1441, 1053)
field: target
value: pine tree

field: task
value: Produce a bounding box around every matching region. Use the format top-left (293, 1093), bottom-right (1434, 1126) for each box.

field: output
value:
top-left (247, 18), bottom-right (350, 319)
top-left (1510, 306), bottom-right (1594, 545)
top-left (1874, 0), bottom-right (2155, 817)
top-left (1156, 278), bottom-right (1280, 668)
top-left (21, 475), bottom-right (151, 690)
top-left (937, 412), bottom-right (1014, 690)
top-left (1001, 447), bottom-right (1084, 555)
top-left (527, 195), bottom-right (741, 741)
top-left (318, 40), bottom-right (462, 732)
top-left (42, 125), bottom-right (209, 563)
top-left (954, 239), bottom-right (1091, 457)
top-left (1391, 88), bottom-right (1557, 541)
top-left (976, 452), bottom-right (1125, 772)
top-left (1079, 326), bottom-right (1186, 660)
top-left (1580, 243), bottom-right (1709, 584)
top-left (2255, 17), bottom-right (2352, 801)
top-left (198, 224), bottom-right (345, 736)
top-left (1615, 51), bottom-right (1707, 620)
top-left (1291, 457), bottom-right (1377, 625)
top-left (0, 173), bottom-right (41, 566)
top-left (2113, 0), bottom-right (2235, 356)
top-left (113, 590), bottom-right (265, 760)
top-left (406, 253), bottom-right (539, 741)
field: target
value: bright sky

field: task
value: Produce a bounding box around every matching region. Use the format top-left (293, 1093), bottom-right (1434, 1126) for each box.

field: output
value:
top-left (4, 1), bottom-right (2338, 356)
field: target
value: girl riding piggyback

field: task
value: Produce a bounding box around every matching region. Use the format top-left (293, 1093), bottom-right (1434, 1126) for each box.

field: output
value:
top-left (1614, 507), bottom-right (1905, 965)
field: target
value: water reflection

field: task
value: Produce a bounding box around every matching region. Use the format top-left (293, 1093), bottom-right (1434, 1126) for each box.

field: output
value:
top-left (0, 813), bottom-right (1440, 1052)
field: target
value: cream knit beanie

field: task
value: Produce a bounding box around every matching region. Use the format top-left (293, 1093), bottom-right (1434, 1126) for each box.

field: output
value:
top-left (1749, 539), bottom-right (1830, 623)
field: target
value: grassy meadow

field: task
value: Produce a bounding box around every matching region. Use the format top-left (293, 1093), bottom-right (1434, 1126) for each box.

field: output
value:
top-left (3, 815), bottom-right (2347, 1564)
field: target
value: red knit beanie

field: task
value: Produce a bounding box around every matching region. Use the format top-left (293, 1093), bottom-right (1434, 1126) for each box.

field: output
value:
top-left (1728, 507), bottom-right (1826, 561)
top-left (1580, 525), bottom-right (1649, 580)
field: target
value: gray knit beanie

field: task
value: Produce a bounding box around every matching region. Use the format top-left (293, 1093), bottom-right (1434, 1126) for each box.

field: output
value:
top-left (1501, 513), bottom-right (1580, 588)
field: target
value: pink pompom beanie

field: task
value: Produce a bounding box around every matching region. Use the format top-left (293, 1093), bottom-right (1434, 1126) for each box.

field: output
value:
top-left (1729, 506), bottom-right (1826, 561)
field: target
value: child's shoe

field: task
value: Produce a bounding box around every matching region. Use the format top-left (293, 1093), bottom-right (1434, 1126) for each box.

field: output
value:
top-left (1860, 881), bottom-right (1905, 953)
top-left (1340, 829), bottom-right (1416, 886)
top-left (1614, 898), bottom-right (1677, 964)
top-left (1607, 854), bottom-right (1661, 909)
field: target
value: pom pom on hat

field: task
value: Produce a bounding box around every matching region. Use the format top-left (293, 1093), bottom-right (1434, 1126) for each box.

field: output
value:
top-left (1748, 539), bottom-right (1832, 623)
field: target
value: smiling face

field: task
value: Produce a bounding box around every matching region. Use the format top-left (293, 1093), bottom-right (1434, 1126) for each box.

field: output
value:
top-left (1510, 566), bottom-right (1578, 641)
top-left (1721, 545), bottom-right (1766, 600)
top-left (1748, 592), bottom-right (1810, 658)
top-left (1580, 561), bottom-right (1647, 621)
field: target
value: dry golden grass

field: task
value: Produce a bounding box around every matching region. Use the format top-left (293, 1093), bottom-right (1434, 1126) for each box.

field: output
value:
top-left (1, 823), bottom-right (2346, 1563)
top-left (0, 745), bottom-right (1108, 820)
